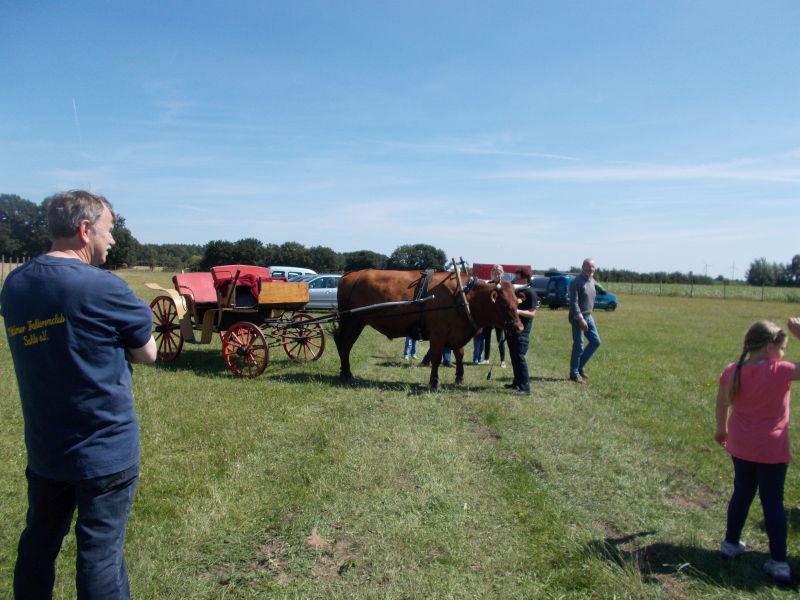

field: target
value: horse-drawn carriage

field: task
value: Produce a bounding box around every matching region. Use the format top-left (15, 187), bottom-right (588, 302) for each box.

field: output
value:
top-left (146, 265), bottom-right (325, 378)
top-left (147, 258), bottom-right (524, 389)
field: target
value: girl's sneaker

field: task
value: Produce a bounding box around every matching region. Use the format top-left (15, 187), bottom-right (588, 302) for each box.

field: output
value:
top-left (763, 559), bottom-right (792, 584)
top-left (719, 540), bottom-right (746, 559)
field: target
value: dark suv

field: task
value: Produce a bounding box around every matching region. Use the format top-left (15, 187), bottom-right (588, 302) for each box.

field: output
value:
top-left (544, 275), bottom-right (618, 311)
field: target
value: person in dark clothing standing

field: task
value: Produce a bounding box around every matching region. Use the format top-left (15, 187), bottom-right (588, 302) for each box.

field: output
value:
top-left (1, 191), bottom-right (157, 599)
top-left (506, 267), bottom-right (538, 395)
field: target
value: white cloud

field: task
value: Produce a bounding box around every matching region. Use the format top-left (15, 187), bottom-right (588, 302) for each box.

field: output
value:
top-left (490, 161), bottom-right (800, 184)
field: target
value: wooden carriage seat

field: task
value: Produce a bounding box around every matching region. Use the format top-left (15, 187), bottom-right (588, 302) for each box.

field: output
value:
top-left (210, 265), bottom-right (275, 308)
top-left (172, 272), bottom-right (218, 324)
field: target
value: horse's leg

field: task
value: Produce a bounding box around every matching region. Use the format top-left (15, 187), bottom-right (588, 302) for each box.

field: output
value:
top-left (334, 318), bottom-right (365, 380)
top-left (453, 346), bottom-right (465, 384)
top-left (427, 340), bottom-right (443, 391)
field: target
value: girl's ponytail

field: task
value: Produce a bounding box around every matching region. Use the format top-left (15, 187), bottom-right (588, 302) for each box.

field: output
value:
top-left (728, 348), bottom-right (748, 404)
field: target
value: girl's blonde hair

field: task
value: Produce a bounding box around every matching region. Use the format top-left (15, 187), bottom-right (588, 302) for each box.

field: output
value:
top-left (728, 320), bottom-right (787, 403)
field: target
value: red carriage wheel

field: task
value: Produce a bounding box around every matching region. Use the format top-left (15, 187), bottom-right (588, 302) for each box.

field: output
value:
top-left (222, 322), bottom-right (269, 378)
top-left (150, 295), bottom-right (184, 362)
top-left (282, 312), bottom-right (325, 362)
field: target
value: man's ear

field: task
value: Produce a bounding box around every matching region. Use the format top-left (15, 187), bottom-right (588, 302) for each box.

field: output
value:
top-left (77, 220), bottom-right (91, 243)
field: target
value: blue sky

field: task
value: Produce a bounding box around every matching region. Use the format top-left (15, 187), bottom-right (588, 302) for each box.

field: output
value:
top-left (2, 1), bottom-right (798, 277)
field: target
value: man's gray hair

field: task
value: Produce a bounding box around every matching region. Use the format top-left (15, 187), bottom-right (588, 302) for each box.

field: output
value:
top-left (47, 190), bottom-right (115, 240)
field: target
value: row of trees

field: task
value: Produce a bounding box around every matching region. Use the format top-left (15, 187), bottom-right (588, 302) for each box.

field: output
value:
top-left (3, 193), bottom-right (798, 284)
top-left (0, 194), bottom-right (447, 272)
top-left (595, 268), bottom-right (716, 286)
top-left (574, 259), bottom-right (800, 288)
top-left (0, 193), bottom-right (203, 270)
top-left (746, 257), bottom-right (800, 287)
top-left (201, 238), bottom-right (446, 272)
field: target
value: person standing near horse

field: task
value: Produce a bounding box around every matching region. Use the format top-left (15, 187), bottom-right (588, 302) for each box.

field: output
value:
top-left (403, 335), bottom-right (419, 360)
top-left (482, 264), bottom-right (507, 368)
top-left (715, 318), bottom-right (800, 584)
top-left (568, 257), bottom-right (601, 383)
top-left (0, 190), bottom-right (157, 599)
top-left (506, 266), bottom-right (537, 395)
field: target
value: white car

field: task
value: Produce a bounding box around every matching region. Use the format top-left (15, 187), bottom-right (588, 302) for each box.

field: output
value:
top-left (269, 266), bottom-right (316, 279)
top-left (290, 274), bottom-right (341, 310)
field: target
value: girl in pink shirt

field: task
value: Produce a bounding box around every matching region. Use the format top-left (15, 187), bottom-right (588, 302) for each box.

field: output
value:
top-left (715, 319), bottom-right (800, 584)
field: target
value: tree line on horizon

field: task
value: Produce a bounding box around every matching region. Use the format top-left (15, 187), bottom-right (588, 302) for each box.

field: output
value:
top-left (2, 193), bottom-right (798, 286)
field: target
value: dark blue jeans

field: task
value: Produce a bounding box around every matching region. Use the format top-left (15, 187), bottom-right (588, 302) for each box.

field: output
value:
top-left (14, 463), bottom-right (140, 600)
top-left (570, 316), bottom-right (601, 377)
top-left (483, 327), bottom-right (505, 362)
top-left (508, 331), bottom-right (530, 391)
top-left (725, 456), bottom-right (787, 561)
top-left (472, 333), bottom-right (485, 362)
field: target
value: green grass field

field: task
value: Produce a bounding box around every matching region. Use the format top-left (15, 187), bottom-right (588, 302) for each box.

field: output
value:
top-left (2, 271), bottom-right (800, 598)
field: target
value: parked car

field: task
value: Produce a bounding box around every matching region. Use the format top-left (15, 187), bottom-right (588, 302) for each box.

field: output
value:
top-left (531, 276), bottom-right (550, 298)
top-left (544, 275), bottom-right (618, 311)
top-left (471, 263), bottom-right (532, 280)
top-left (592, 284), bottom-right (618, 311)
top-left (269, 266), bottom-right (316, 280)
top-left (290, 273), bottom-right (341, 310)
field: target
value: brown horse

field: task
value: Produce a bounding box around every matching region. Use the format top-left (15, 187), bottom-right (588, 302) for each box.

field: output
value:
top-left (334, 269), bottom-right (523, 389)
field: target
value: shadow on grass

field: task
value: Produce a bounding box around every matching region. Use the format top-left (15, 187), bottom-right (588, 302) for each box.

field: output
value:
top-left (150, 347), bottom-right (565, 394)
top-left (587, 531), bottom-right (798, 592)
top-left (270, 371), bottom-right (519, 398)
top-left (149, 346), bottom-right (228, 377)
top-left (273, 372), bottom-right (407, 389)
top-left (148, 346), bottom-right (330, 380)
top-left (530, 375), bottom-right (568, 384)
top-left (275, 372), bottom-right (474, 395)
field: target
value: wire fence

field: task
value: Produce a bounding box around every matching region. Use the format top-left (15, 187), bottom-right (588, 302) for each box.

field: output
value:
top-left (603, 280), bottom-right (800, 303)
top-left (1, 256), bottom-right (28, 287)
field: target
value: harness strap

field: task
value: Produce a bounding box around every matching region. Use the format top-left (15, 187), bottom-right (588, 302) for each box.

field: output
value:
top-left (406, 269), bottom-right (435, 341)
top-left (451, 258), bottom-right (478, 330)
top-left (414, 269), bottom-right (435, 302)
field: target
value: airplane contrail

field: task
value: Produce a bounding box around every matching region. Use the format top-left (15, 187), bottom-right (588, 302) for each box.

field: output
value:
top-left (72, 98), bottom-right (81, 137)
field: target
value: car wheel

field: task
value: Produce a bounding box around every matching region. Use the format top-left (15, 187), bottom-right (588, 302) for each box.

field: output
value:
top-left (606, 302), bottom-right (617, 312)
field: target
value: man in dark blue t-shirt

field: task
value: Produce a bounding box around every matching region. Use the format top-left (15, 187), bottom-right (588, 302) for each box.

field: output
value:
top-left (0, 190), bottom-right (156, 600)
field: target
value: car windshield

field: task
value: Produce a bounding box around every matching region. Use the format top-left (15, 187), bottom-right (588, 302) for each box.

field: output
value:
top-left (289, 275), bottom-right (316, 282)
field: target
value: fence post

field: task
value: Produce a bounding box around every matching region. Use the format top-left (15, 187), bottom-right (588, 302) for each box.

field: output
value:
top-left (690, 272), bottom-right (694, 298)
